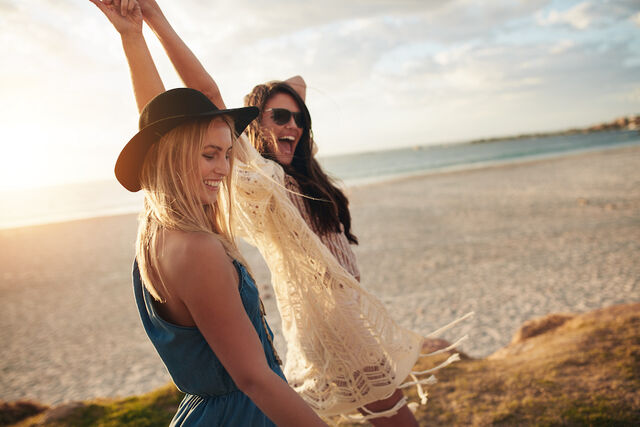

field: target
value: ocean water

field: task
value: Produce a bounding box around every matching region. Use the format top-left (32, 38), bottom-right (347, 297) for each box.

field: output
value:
top-left (1, 129), bottom-right (638, 229)
top-left (320, 129), bottom-right (640, 185)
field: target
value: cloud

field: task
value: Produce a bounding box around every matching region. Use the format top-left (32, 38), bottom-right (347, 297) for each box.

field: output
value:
top-left (550, 39), bottom-right (576, 54)
top-left (177, 0), bottom-right (555, 99)
top-left (536, 1), bottom-right (594, 29)
top-left (159, 0), bottom-right (442, 46)
top-left (1, 0), bottom-right (640, 187)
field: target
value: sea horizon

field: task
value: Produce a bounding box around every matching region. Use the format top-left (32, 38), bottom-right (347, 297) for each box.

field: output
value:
top-left (1, 129), bottom-right (639, 230)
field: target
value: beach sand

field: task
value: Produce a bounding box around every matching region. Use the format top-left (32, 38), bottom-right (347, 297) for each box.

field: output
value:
top-left (1, 145), bottom-right (638, 405)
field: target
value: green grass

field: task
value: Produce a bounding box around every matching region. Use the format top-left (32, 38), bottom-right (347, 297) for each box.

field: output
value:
top-left (9, 384), bottom-right (183, 427)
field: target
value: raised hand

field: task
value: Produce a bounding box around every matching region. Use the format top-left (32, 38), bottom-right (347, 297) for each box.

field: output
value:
top-left (89, 0), bottom-right (142, 35)
top-left (136, 0), bottom-right (163, 22)
top-left (123, 0), bottom-right (226, 109)
top-left (88, 0), bottom-right (164, 112)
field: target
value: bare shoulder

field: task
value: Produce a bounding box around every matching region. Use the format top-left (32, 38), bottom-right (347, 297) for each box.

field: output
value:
top-left (162, 229), bottom-right (226, 259)
top-left (159, 230), bottom-right (237, 296)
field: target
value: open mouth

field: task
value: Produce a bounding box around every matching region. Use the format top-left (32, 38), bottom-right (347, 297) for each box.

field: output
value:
top-left (204, 179), bottom-right (221, 191)
top-left (277, 136), bottom-right (296, 155)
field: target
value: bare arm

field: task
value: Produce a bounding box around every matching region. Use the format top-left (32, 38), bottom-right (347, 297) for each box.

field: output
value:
top-left (137, 0), bottom-right (225, 108)
top-left (160, 233), bottom-right (326, 427)
top-left (137, 2), bottom-right (307, 109)
top-left (89, 0), bottom-right (164, 112)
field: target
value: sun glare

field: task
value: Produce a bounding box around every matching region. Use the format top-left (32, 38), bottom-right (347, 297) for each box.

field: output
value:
top-left (0, 126), bottom-right (69, 192)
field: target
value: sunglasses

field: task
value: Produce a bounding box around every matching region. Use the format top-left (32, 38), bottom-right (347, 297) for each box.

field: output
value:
top-left (265, 108), bottom-right (304, 128)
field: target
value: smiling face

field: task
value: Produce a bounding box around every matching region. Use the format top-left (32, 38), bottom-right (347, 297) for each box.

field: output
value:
top-left (198, 119), bottom-right (233, 205)
top-left (261, 92), bottom-right (303, 166)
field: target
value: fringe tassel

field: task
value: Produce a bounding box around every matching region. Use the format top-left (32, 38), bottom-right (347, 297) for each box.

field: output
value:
top-left (421, 334), bottom-right (469, 357)
top-left (337, 396), bottom-right (409, 424)
top-left (426, 311), bottom-right (474, 339)
top-left (399, 373), bottom-right (438, 390)
top-left (410, 353), bottom-right (461, 376)
top-left (410, 373), bottom-right (430, 405)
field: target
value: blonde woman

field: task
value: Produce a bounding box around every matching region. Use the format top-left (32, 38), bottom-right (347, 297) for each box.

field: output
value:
top-left (90, 1), bottom-right (327, 426)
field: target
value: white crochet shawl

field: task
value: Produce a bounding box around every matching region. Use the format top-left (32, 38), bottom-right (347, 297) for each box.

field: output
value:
top-left (224, 136), bottom-right (465, 420)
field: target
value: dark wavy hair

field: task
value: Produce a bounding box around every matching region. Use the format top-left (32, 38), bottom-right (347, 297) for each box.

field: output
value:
top-left (244, 81), bottom-right (358, 244)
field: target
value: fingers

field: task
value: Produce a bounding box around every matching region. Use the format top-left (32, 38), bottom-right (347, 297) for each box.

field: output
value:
top-left (109, 0), bottom-right (121, 12)
top-left (88, 0), bottom-right (142, 33)
top-left (108, 0), bottom-right (136, 17)
top-left (132, 1), bottom-right (142, 20)
top-left (123, 0), bottom-right (136, 16)
top-left (118, 0), bottom-right (127, 16)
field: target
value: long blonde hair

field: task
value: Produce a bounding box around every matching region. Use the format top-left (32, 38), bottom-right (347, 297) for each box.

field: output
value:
top-left (135, 117), bottom-right (247, 301)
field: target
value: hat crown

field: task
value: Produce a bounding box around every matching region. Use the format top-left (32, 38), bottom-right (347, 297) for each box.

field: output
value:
top-left (139, 88), bottom-right (219, 130)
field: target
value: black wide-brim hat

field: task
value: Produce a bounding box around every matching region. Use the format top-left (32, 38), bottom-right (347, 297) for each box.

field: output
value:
top-left (115, 88), bottom-right (259, 192)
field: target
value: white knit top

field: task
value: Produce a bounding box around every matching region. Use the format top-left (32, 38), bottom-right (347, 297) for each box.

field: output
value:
top-left (283, 174), bottom-right (361, 281)
top-left (224, 135), bottom-right (466, 421)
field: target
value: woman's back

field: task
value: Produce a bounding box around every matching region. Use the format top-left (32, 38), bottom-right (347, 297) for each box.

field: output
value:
top-left (133, 256), bottom-right (284, 426)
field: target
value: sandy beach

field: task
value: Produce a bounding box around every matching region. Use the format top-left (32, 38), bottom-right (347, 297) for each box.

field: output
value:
top-left (1, 145), bottom-right (639, 405)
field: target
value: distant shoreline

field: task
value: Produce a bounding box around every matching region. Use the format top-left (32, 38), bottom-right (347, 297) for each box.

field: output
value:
top-left (469, 127), bottom-right (639, 145)
top-left (467, 114), bottom-right (640, 145)
top-left (1, 139), bottom-right (639, 231)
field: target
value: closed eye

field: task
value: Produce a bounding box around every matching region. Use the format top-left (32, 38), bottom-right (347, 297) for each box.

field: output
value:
top-left (203, 145), bottom-right (223, 159)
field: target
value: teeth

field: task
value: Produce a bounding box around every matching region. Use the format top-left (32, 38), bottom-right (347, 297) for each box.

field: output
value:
top-left (280, 136), bottom-right (295, 141)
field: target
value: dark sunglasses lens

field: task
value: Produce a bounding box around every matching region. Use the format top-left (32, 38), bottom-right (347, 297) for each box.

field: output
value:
top-left (271, 109), bottom-right (290, 125)
top-left (270, 108), bottom-right (304, 128)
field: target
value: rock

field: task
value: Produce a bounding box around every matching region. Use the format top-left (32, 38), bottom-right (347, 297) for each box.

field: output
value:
top-left (42, 402), bottom-right (86, 423)
top-left (488, 312), bottom-right (574, 360)
top-left (511, 312), bottom-right (573, 342)
top-left (0, 400), bottom-right (48, 425)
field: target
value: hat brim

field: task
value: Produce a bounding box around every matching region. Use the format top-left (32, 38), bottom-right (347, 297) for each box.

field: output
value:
top-left (115, 106), bottom-right (258, 192)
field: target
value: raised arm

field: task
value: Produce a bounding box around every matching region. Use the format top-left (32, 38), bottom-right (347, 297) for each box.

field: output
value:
top-left (89, 0), bottom-right (164, 112)
top-left (161, 233), bottom-right (326, 427)
top-left (137, 0), bottom-right (226, 108)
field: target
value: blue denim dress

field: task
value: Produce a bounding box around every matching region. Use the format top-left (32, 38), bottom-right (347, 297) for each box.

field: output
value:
top-left (133, 260), bottom-right (285, 426)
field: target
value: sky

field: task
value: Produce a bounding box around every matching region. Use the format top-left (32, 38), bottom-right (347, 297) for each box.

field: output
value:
top-left (1, 0), bottom-right (639, 191)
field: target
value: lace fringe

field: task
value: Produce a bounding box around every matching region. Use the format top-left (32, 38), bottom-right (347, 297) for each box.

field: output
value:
top-left (328, 312), bottom-right (474, 424)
